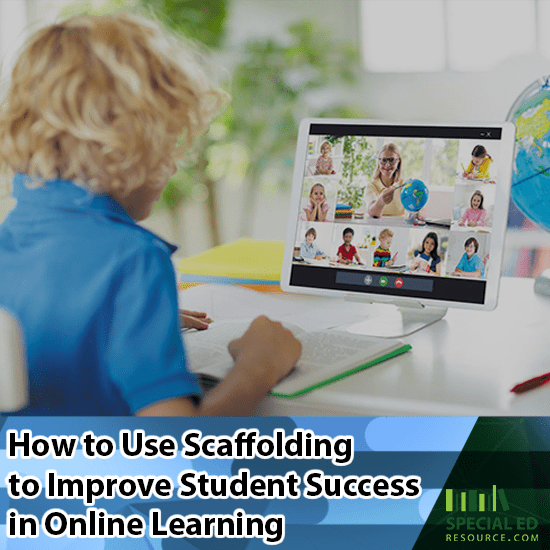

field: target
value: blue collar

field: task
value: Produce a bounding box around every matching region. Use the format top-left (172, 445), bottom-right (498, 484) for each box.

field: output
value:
top-left (12, 174), bottom-right (178, 254)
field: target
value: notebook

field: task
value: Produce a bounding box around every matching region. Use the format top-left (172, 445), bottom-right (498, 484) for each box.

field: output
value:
top-left (184, 319), bottom-right (411, 398)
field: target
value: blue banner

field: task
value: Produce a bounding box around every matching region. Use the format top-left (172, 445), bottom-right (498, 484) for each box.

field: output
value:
top-left (0, 417), bottom-right (478, 549)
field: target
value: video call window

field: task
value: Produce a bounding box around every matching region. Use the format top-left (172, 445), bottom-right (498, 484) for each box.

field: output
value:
top-left (291, 128), bottom-right (502, 304)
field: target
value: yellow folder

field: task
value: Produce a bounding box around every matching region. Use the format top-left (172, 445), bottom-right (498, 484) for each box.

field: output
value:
top-left (177, 239), bottom-right (284, 293)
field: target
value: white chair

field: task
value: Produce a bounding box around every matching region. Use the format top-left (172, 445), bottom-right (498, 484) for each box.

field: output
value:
top-left (0, 308), bottom-right (29, 412)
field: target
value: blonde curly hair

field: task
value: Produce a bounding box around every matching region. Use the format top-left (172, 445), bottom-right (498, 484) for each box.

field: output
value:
top-left (0, 13), bottom-right (227, 195)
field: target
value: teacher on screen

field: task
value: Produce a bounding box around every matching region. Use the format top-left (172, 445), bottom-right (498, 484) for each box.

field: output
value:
top-left (365, 143), bottom-right (406, 218)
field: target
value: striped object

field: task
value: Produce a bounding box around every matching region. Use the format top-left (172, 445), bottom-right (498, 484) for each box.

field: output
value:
top-left (335, 203), bottom-right (353, 218)
top-left (177, 238), bottom-right (284, 293)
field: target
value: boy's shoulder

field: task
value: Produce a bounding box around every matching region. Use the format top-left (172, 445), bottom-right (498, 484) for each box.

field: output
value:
top-left (90, 211), bottom-right (177, 262)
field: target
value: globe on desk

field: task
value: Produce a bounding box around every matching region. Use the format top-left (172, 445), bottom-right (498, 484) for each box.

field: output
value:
top-left (400, 179), bottom-right (429, 212)
top-left (507, 75), bottom-right (550, 295)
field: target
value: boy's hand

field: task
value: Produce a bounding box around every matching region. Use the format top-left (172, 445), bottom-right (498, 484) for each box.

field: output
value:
top-left (179, 310), bottom-right (212, 330)
top-left (228, 316), bottom-right (302, 388)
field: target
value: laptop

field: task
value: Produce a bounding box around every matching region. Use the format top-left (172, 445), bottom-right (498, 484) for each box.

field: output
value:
top-left (281, 119), bottom-right (516, 336)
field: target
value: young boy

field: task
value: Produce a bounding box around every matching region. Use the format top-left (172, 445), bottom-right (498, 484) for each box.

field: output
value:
top-left (0, 14), bottom-right (301, 416)
top-left (372, 228), bottom-right (397, 268)
top-left (337, 227), bottom-right (363, 265)
top-left (451, 237), bottom-right (485, 279)
top-left (300, 227), bottom-right (326, 260)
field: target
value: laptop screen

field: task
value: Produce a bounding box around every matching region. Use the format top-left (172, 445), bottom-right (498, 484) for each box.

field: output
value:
top-left (281, 119), bottom-right (515, 310)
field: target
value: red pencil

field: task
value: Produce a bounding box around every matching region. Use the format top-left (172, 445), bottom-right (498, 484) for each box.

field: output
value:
top-left (510, 373), bottom-right (550, 394)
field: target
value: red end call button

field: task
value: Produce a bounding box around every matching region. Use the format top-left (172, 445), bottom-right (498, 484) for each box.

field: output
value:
top-left (395, 278), bottom-right (404, 288)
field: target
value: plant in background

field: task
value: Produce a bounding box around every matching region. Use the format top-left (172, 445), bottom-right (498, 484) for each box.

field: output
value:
top-left (337, 136), bottom-right (377, 210)
top-left (218, 20), bottom-right (365, 236)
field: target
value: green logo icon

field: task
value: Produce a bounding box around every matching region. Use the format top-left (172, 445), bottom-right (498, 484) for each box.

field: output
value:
top-left (379, 276), bottom-right (388, 287)
top-left (446, 485), bottom-right (509, 513)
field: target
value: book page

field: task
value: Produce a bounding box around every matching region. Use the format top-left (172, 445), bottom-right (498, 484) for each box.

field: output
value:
top-left (273, 331), bottom-right (405, 395)
top-left (184, 319), bottom-right (305, 379)
top-left (184, 319), bottom-right (407, 397)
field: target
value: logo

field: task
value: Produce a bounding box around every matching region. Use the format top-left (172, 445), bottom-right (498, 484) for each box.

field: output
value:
top-left (444, 485), bottom-right (539, 544)
top-left (446, 485), bottom-right (509, 513)
top-left (379, 276), bottom-right (388, 287)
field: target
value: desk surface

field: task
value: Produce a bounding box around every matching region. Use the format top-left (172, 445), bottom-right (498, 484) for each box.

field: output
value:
top-left (254, 277), bottom-right (550, 416)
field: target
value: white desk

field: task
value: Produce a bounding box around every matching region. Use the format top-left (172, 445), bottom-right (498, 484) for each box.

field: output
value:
top-left (253, 277), bottom-right (550, 416)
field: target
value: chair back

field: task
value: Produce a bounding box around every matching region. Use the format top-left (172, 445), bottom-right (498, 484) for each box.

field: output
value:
top-left (0, 308), bottom-right (29, 412)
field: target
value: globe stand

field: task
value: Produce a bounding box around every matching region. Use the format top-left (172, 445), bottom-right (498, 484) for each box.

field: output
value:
top-left (344, 302), bottom-right (448, 338)
top-left (534, 269), bottom-right (550, 297)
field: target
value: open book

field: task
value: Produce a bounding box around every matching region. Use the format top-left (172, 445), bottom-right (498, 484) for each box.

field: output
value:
top-left (184, 320), bottom-right (411, 398)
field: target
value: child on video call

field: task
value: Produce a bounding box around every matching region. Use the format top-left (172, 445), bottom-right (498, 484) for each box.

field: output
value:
top-left (0, 14), bottom-right (301, 416)
top-left (337, 227), bottom-right (363, 265)
top-left (300, 227), bottom-right (326, 260)
top-left (452, 237), bottom-right (485, 279)
top-left (462, 145), bottom-right (492, 180)
top-left (303, 182), bottom-right (330, 222)
top-left (373, 228), bottom-right (397, 268)
top-left (410, 232), bottom-right (442, 275)
top-left (314, 140), bottom-right (336, 175)
top-left (458, 190), bottom-right (486, 227)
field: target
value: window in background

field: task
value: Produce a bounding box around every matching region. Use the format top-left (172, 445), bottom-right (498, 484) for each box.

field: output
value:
top-left (360, 0), bottom-right (445, 72)
top-left (0, 0), bottom-right (28, 81)
top-left (390, 138), bottom-right (426, 181)
top-left (361, 0), bottom-right (540, 72)
top-left (539, 0), bottom-right (550, 59)
top-left (447, 0), bottom-right (535, 71)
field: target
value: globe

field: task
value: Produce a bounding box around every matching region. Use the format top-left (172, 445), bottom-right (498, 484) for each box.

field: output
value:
top-left (400, 179), bottom-right (429, 212)
top-left (507, 76), bottom-right (550, 230)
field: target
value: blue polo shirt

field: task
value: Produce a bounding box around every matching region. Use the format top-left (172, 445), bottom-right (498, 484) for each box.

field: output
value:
top-left (456, 252), bottom-right (485, 278)
top-left (0, 175), bottom-right (200, 415)
top-left (300, 241), bottom-right (324, 259)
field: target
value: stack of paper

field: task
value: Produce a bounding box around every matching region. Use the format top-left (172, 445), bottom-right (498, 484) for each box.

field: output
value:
top-left (177, 238), bottom-right (284, 293)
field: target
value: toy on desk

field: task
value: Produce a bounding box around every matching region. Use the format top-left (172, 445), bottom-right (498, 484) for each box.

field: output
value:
top-left (337, 227), bottom-right (363, 265)
top-left (401, 179), bottom-right (429, 212)
top-left (335, 203), bottom-right (353, 219)
top-left (400, 179), bottom-right (429, 226)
